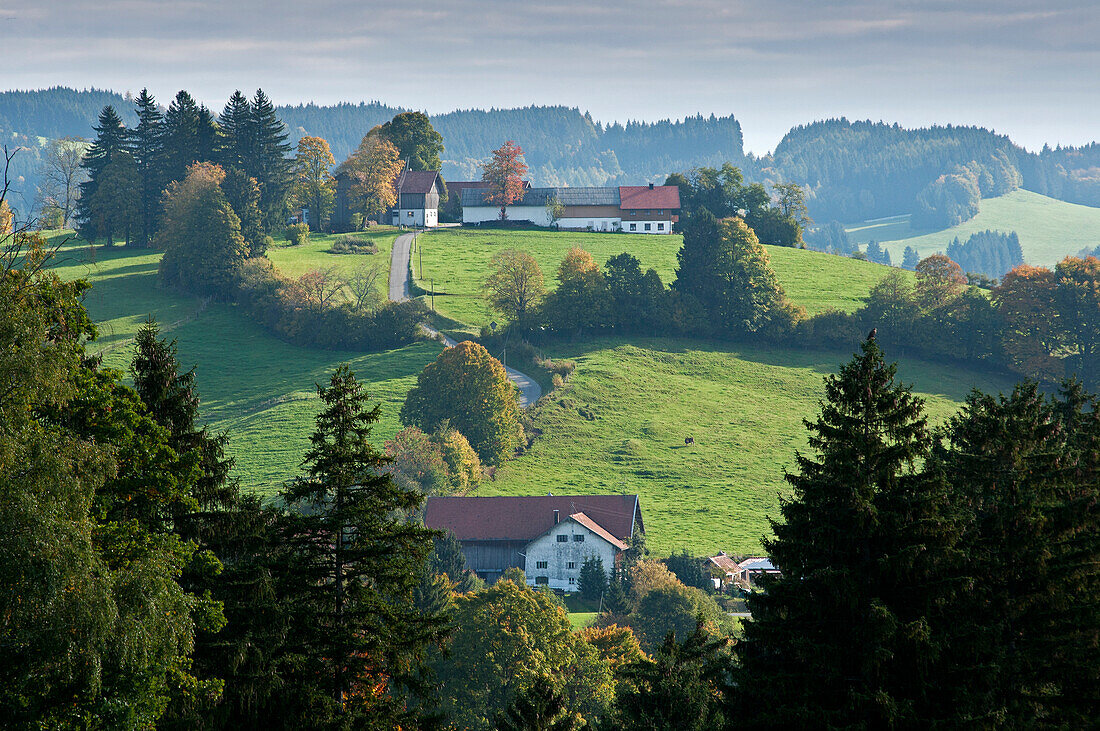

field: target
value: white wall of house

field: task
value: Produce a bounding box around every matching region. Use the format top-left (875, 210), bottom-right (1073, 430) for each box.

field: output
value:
top-left (621, 219), bottom-right (672, 234)
top-left (556, 217), bottom-right (621, 232)
top-left (392, 208), bottom-right (438, 228)
top-left (524, 519), bottom-right (620, 592)
top-left (463, 205), bottom-right (552, 227)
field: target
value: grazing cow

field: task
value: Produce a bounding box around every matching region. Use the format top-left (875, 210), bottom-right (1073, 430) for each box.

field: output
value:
top-left (685, 437), bottom-right (695, 446)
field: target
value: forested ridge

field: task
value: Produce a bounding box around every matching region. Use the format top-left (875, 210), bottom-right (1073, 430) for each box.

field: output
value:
top-left (3, 87), bottom-right (1100, 224)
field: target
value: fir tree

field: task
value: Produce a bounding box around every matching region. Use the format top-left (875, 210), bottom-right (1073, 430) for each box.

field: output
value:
top-left (736, 338), bottom-right (960, 728)
top-left (161, 90), bottom-right (203, 184)
top-left (76, 105), bottom-right (128, 240)
top-left (131, 88), bottom-right (164, 247)
top-left (249, 89), bottom-right (292, 231)
top-left (902, 245), bottom-right (920, 270)
top-left (495, 678), bottom-right (583, 731)
top-left (220, 167), bottom-right (266, 257)
top-left (196, 105), bottom-right (221, 166)
top-left (578, 555), bottom-right (607, 602)
top-left (280, 365), bottom-right (445, 727)
top-left (218, 90), bottom-right (253, 172)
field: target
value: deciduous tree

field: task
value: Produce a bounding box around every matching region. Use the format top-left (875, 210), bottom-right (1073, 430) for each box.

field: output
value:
top-left (340, 135), bottom-right (403, 223)
top-left (483, 248), bottom-right (545, 325)
top-left (378, 111), bottom-right (444, 172)
top-left (481, 141), bottom-right (528, 220)
top-left (292, 135), bottom-right (336, 231)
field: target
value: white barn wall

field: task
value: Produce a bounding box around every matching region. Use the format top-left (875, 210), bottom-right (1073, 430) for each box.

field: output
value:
top-left (463, 205), bottom-right (552, 226)
top-left (524, 519), bottom-right (619, 592)
top-left (621, 219), bottom-right (673, 234)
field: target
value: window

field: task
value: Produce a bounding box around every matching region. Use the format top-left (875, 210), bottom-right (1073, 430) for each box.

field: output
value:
top-left (568, 577), bottom-right (576, 585)
top-left (407, 211), bottom-right (413, 218)
top-left (644, 223), bottom-right (652, 231)
top-left (658, 209), bottom-right (664, 215)
top-left (536, 576), bottom-right (549, 585)
top-left (629, 223), bottom-right (637, 231)
top-left (557, 534), bottom-right (568, 543)
top-left (573, 534), bottom-right (585, 543)
top-left (567, 561), bottom-right (576, 570)
top-left (630, 210), bottom-right (636, 216)
top-left (536, 560), bottom-right (548, 569)
top-left (657, 223), bottom-right (665, 231)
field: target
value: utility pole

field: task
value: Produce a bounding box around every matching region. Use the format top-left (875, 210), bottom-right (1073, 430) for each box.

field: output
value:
top-left (431, 278), bottom-right (435, 311)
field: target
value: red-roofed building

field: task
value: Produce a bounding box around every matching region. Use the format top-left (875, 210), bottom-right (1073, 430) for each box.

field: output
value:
top-left (618, 183), bottom-right (680, 234)
top-left (424, 495), bottom-right (643, 590)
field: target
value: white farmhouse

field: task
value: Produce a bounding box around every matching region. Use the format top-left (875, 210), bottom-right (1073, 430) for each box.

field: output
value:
top-left (423, 494), bottom-right (643, 592)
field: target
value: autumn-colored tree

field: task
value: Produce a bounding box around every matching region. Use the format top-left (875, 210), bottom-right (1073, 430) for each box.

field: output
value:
top-left (1053, 256), bottom-right (1100, 386)
top-left (295, 266), bottom-right (345, 313)
top-left (483, 249), bottom-right (545, 325)
top-left (481, 141), bottom-right (528, 220)
top-left (435, 423), bottom-right (482, 490)
top-left (400, 340), bottom-right (521, 465)
top-left (0, 199), bottom-right (12, 238)
top-left (157, 162), bottom-right (249, 297)
top-left (339, 135), bottom-right (403, 224)
top-left (915, 253), bottom-right (967, 310)
top-left (292, 135), bottom-right (336, 231)
top-left (992, 265), bottom-right (1063, 381)
top-left (543, 247), bottom-right (609, 331)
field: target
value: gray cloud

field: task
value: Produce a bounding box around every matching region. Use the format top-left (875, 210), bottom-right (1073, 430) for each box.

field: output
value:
top-left (3, 0), bottom-right (1098, 152)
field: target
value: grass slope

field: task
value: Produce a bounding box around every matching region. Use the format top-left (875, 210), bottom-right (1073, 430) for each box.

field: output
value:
top-left (846, 189), bottom-right (1100, 267)
top-left (266, 227), bottom-right (400, 280)
top-left (414, 228), bottom-right (897, 328)
top-left (479, 338), bottom-right (1013, 556)
top-left (51, 239), bottom-right (439, 495)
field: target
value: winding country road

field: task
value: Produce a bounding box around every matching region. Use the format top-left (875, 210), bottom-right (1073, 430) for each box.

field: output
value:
top-left (389, 231), bottom-right (543, 408)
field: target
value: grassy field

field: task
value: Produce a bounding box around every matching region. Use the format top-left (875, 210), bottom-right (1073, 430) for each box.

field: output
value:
top-left (266, 227), bottom-right (400, 279)
top-left (50, 239), bottom-right (440, 495)
top-left (478, 337), bottom-right (1014, 556)
top-left (846, 189), bottom-right (1100, 267)
top-left (413, 228), bottom-right (898, 328)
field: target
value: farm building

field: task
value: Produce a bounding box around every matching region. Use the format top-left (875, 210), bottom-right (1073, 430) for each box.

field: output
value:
top-left (461, 183), bottom-right (680, 233)
top-left (423, 494), bottom-right (643, 591)
top-left (331, 167), bottom-right (444, 230)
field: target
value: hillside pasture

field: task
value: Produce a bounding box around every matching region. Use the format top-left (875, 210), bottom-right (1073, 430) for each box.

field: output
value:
top-left (50, 239), bottom-right (440, 495)
top-left (846, 189), bottom-right (1100, 267)
top-left (479, 337), bottom-right (1014, 556)
top-left (414, 227), bottom-right (897, 328)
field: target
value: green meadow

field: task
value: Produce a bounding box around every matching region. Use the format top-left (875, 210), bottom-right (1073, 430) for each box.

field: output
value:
top-left (846, 189), bottom-right (1100, 267)
top-left (413, 227), bottom-right (899, 328)
top-left (48, 229), bottom-right (1010, 555)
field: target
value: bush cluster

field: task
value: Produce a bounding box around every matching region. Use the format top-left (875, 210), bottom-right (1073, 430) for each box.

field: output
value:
top-left (330, 235), bottom-right (378, 255)
top-left (284, 222), bottom-right (309, 246)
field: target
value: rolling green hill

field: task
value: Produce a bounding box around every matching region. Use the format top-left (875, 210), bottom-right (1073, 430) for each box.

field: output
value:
top-left (414, 228), bottom-right (900, 329)
top-left (48, 230), bottom-right (1008, 555)
top-left (846, 189), bottom-right (1100, 267)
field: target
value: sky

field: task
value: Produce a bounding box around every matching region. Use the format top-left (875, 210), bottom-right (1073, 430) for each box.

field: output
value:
top-left (3, 0), bottom-right (1098, 154)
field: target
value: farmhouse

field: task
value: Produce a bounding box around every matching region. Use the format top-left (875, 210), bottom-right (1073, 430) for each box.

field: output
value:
top-left (461, 183), bottom-right (680, 233)
top-left (331, 167), bottom-right (444, 230)
top-left (423, 494), bottom-right (643, 591)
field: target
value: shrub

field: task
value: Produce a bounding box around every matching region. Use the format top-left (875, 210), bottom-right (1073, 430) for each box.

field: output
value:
top-left (285, 222), bottom-right (309, 246)
top-left (551, 373), bottom-right (564, 390)
top-left (538, 357), bottom-right (576, 378)
top-left (330, 235), bottom-right (378, 255)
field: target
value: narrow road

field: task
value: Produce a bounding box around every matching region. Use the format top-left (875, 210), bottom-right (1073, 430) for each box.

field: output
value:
top-left (389, 231), bottom-right (543, 408)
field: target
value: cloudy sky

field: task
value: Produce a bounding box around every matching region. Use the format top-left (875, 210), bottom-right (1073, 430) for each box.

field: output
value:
top-left (4, 0), bottom-right (1098, 153)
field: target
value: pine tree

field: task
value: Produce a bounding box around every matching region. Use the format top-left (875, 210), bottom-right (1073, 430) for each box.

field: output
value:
top-left (161, 91), bottom-right (203, 185)
top-left (249, 89), bottom-right (292, 231)
top-left (578, 555), bottom-right (607, 601)
top-left (76, 105), bottom-right (128, 240)
top-left (131, 89), bottom-right (164, 247)
top-left (280, 365), bottom-right (445, 727)
top-left (495, 678), bottom-right (583, 731)
top-left (736, 338), bottom-right (960, 728)
top-left (218, 90), bottom-right (253, 172)
top-left (196, 105), bottom-right (220, 166)
top-left (902, 245), bottom-right (919, 270)
top-left (220, 167), bottom-right (266, 257)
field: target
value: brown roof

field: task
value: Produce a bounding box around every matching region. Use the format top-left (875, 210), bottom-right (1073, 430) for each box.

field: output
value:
top-left (619, 184), bottom-right (681, 210)
top-left (569, 512), bottom-right (628, 550)
top-left (394, 169), bottom-right (442, 195)
top-left (423, 495), bottom-right (641, 542)
top-left (709, 552), bottom-right (738, 571)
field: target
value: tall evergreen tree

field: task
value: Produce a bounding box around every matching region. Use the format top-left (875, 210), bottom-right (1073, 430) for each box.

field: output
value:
top-left (196, 105), bottom-right (221, 167)
top-left (76, 105), bottom-right (128, 240)
top-left (249, 89), bottom-right (292, 230)
top-left (280, 366), bottom-right (444, 727)
top-left (935, 382), bottom-right (1100, 726)
top-left (131, 88), bottom-right (164, 247)
top-left (736, 338), bottom-right (961, 728)
top-left (217, 90), bottom-right (253, 172)
top-left (162, 90), bottom-right (203, 184)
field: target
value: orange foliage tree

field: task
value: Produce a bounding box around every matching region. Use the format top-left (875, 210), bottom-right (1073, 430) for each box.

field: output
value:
top-left (481, 140), bottom-right (528, 220)
top-left (992, 265), bottom-right (1063, 381)
top-left (915, 253), bottom-right (967, 310)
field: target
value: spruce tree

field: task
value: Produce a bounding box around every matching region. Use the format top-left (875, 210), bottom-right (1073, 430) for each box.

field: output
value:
top-left (76, 105), bottom-right (128, 240)
top-left (218, 90), bottom-right (253, 172)
top-left (196, 105), bottom-right (221, 166)
top-left (280, 365), bottom-right (445, 727)
top-left (131, 89), bottom-right (164, 247)
top-left (161, 90), bottom-right (202, 184)
top-left (495, 678), bottom-right (582, 731)
top-left (937, 382), bottom-right (1100, 726)
top-left (578, 555), bottom-right (607, 602)
top-left (249, 89), bottom-right (292, 231)
top-left (736, 338), bottom-right (960, 728)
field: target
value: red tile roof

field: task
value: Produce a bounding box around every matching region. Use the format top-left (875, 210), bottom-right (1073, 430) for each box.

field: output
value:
top-left (618, 185), bottom-right (681, 210)
top-left (423, 495), bottom-right (641, 542)
top-left (569, 512), bottom-right (628, 550)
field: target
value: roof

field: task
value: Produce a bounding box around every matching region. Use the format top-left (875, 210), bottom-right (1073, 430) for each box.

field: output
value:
top-left (462, 186), bottom-right (557, 208)
top-left (394, 170), bottom-right (441, 195)
top-left (709, 552), bottom-right (739, 571)
top-left (551, 187), bottom-right (620, 206)
top-left (423, 495), bottom-right (641, 543)
top-left (738, 557), bottom-right (777, 572)
top-left (618, 185), bottom-right (681, 210)
top-left (446, 180), bottom-right (530, 195)
top-left (568, 512), bottom-right (628, 550)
